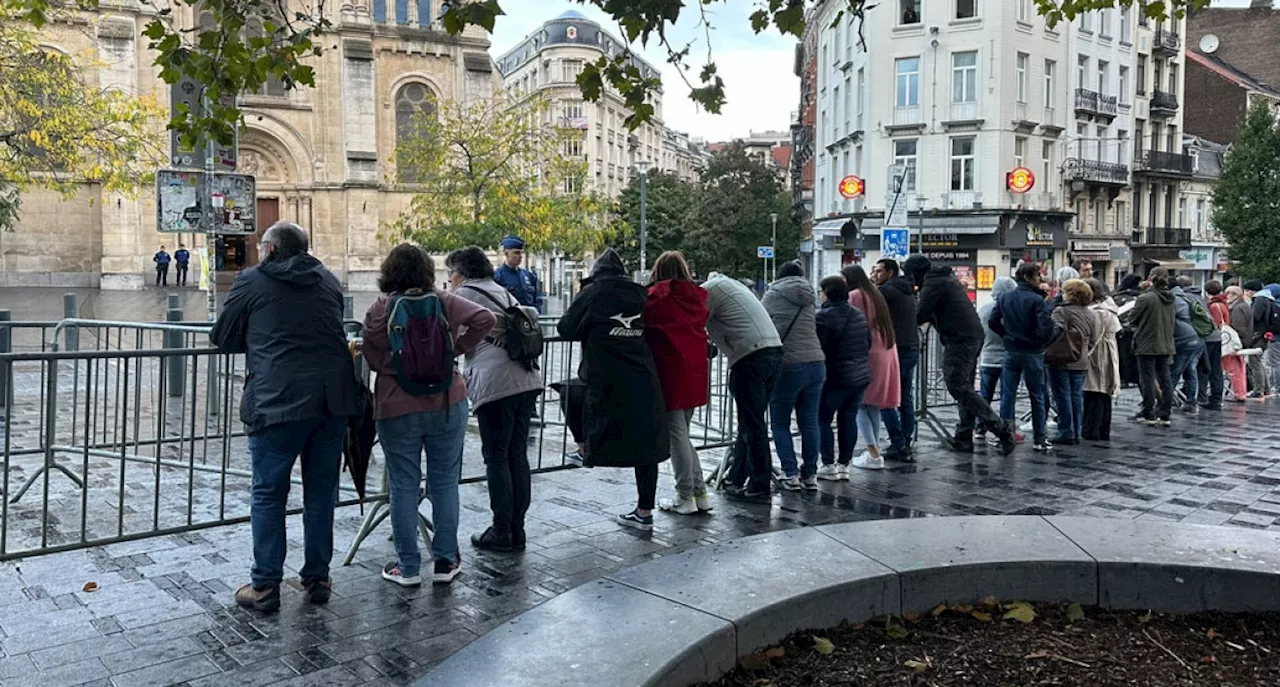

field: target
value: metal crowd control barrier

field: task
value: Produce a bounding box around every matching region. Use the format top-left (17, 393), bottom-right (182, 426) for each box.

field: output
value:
top-left (0, 315), bottom-right (978, 563)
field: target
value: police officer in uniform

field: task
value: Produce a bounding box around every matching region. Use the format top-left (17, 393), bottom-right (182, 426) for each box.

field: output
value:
top-left (494, 235), bottom-right (544, 314)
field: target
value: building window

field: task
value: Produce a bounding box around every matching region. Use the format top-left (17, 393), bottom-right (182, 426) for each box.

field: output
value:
top-left (952, 51), bottom-right (978, 103)
top-left (1014, 136), bottom-right (1026, 168)
top-left (896, 57), bottom-right (921, 108)
top-left (395, 82), bottom-right (437, 181)
top-left (1080, 10), bottom-right (1091, 32)
top-left (562, 59), bottom-right (584, 82)
top-left (1097, 125), bottom-right (1107, 160)
top-left (1099, 8), bottom-right (1112, 38)
top-left (1097, 60), bottom-right (1108, 93)
top-left (1154, 59), bottom-right (1163, 94)
top-left (1178, 197), bottom-right (1186, 228)
top-left (956, 0), bottom-right (976, 20)
top-left (894, 139), bottom-right (918, 192)
top-left (1195, 199), bottom-right (1206, 234)
top-left (1135, 119), bottom-right (1145, 158)
top-left (1137, 55), bottom-right (1147, 96)
top-left (565, 138), bottom-right (582, 158)
top-left (1116, 201), bottom-right (1127, 232)
top-left (833, 85), bottom-right (841, 136)
top-left (1044, 59), bottom-right (1056, 109)
top-left (1120, 5), bottom-right (1132, 38)
top-left (1150, 121), bottom-right (1162, 152)
top-left (1169, 63), bottom-right (1179, 95)
top-left (844, 75), bottom-right (852, 130)
top-left (950, 136), bottom-right (975, 191)
top-left (1093, 199), bottom-right (1104, 233)
top-left (1015, 53), bottom-right (1028, 103)
top-left (1077, 55), bottom-right (1088, 90)
top-left (856, 68), bottom-right (865, 129)
top-left (1166, 124), bottom-right (1177, 153)
top-left (1139, 9), bottom-right (1148, 26)
top-left (901, 0), bottom-right (921, 24)
top-left (1119, 66), bottom-right (1129, 104)
top-left (1042, 141), bottom-right (1054, 188)
top-left (1017, 0), bottom-right (1030, 23)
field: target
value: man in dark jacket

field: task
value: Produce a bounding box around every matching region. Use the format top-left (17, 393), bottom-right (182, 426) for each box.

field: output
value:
top-left (153, 245), bottom-right (171, 286)
top-left (989, 263), bottom-right (1055, 450)
top-left (210, 221), bottom-right (361, 612)
top-left (174, 244), bottom-right (190, 286)
top-left (905, 255), bottom-right (1016, 455)
top-left (871, 258), bottom-right (920, 460)
top-left (1130, 268), bottom-right (1177, 425)
top-left (495, 235), bottom-right (545, 313)
top-left (558, 249), bottom-right (669, 526)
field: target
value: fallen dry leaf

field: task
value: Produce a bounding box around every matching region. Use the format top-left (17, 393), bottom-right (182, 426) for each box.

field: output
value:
top-left (763, 647), bottom-right (785, 660)
top-left (812, 636), bottom-right (835, 655)
top-left (1066, 603), bottom-right (1085, 622)
top-left (1003, 603), bottom-right (1036, 624)
top-left (981, 595), bottom-right (1000, 609)
top-left (81, 582), bottom-right (98, 593)
top-left (932, 603), bottom-right (948, 618)
top-left (951, 604), bottom-right (975, 614)
top-left (971, 611), bottom-right (993, 623)
top-left (1200, 655), bottom-right (1217, 664)
top-left (903, 659), bottom-right (929, 671)
top-left (904, 612), bottom-right (920, 622)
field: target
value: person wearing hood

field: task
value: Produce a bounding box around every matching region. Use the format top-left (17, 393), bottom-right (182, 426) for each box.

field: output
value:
top-left (362, 245), bottom-right (496, 588)
top-left (558, 248), bottom-right (669, 530)
top-left (762, 261), bottom-right (826, 489)
top-left (814, 275), bottom-right (872, 478)
top-left (1244, 280), bottom-right (1271, 397)
top-left (904, 255), bottom-right (1017, 455)
top-left (1130, 267), bottom-right (1177, 425)
top-left (446, 246), bottom-right (544, 553)
top-left (871, 258), bottom-right (921, 461)
top-left (1190, 278), bottom-right (1224, 410)
top-left (1170, 279), bottom-right (1208, 415)
top-left (702, 271), bottom-right (784, 501)
top-left (1083, 279), bottom-right (1121, 440)
top-left (975, 277), bottom-right (1017, 447)
top-left (644, 251), bottom-right (713, 514)
top-left (989, 263), bottom-right (1055, 451)
top-left (211, 222), bottom-right (367, 611)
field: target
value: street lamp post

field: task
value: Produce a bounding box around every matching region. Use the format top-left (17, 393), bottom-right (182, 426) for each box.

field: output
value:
top-left (770, 212), bottom-right (778, 281)
top-left (635, 159), bottom-right (652, 276)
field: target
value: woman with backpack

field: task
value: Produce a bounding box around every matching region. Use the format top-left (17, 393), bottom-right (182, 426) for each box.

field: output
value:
top-left (761, 261), bottom-right (825, 491)
top-left (644, 251), bottom-right (713, 515)
top-left (837, 265), bottom-right (899, 471)
top-left (362, 244), bottom-right (496, 586)
top-left (1082, 278), bottom-right (1121, 441)
top-left (446, 246), bottom-right (544, 553)
top-left (558, 248), bottom-right (669, 530)
top-left (1046, 279), bottom-right (1101, 445)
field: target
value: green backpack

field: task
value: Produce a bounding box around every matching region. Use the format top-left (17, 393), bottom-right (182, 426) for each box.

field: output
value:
top-left (1180, 295), bottom-right (1215, 337)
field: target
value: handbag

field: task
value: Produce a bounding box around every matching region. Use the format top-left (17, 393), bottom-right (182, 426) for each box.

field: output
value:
top-left (1220, 324), bottom-right (1243, 357)
top-left (1045, 328), bottom-right (1086, 366)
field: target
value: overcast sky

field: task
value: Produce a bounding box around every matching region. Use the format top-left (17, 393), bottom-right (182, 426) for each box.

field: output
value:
top-left (488, 1), bottom-right (798, 141)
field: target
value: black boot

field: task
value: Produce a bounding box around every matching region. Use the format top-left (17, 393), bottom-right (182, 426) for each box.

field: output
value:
top-left (471, 526), bottom-right (514, 552)
top-left (943, 435), bottom-right (975, 454)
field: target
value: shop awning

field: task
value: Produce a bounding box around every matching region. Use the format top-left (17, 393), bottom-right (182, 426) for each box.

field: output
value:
top-left (811, 219), bottom-right (849, 235)
top-left (1144, 258), bottom-right (1197, 270)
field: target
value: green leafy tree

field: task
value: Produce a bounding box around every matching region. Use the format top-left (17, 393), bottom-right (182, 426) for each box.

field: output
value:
top-left (9, 0), bottom-right (1203, 144)
top-left (1212, 100), bottom-right (1280, 283)
top-left (387, 94), bottom-right (615, 255)
top-left (0, 8), bottom-right (166, 230)
top-left (682, 142), bottom-right (799, 279)
top-left (614, 170), bottom-right (696, 268)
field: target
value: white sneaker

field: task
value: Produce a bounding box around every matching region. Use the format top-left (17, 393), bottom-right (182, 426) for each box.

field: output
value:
top-left (658, 496), bottom-right (699, 515)
top-left (779, 475), bottom-right (802, 491)
top-left (985, 433), bottom-right (1000, 447)
top-left (851, 451), bottom-right (885, 471)
top-left (837, 463), bottom-right (852, 480)
top-left (801, 475), bottom-right (819, 490)
top-left (816, 464), bottom-right (842, 481)
top-left (694, 491), bottom-right (714, 512)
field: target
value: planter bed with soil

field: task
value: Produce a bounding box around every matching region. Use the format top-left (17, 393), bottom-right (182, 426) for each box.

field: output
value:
top-left (707, 602), bottom-right (1280, 687)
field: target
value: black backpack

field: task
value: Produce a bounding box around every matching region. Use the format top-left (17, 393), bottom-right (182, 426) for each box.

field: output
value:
top-left (462, 285), bottom-right (544, 370)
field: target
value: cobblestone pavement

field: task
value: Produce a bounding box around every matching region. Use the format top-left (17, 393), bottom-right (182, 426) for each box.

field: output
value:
top-left (0, 393), bottom-right (1278, 686)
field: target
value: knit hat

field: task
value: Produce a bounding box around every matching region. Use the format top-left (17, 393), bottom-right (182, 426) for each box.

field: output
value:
top-left (1243, 279), bottom-right (1265, 292)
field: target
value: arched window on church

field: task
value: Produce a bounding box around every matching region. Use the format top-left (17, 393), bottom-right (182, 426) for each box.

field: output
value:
top-left (395, 82), bottom-right (436, 181)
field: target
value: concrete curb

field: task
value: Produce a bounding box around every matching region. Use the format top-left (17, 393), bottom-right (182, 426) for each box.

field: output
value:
top-left (415, 516), bottom-right (1280, 687)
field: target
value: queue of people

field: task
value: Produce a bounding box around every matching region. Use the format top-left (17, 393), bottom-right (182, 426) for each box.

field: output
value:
top-left (212, 225), bottom-right (1277, 612)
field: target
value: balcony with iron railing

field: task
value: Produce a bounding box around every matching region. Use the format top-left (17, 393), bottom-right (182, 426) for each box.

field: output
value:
top-left (1150, 90), bottom-right (1179, 117)
top-left (1132, 227), bottom-right (1191, 248)
top-left (1134, 149), bottom-right (1194, 177)
top-left (1064, 157), bottom-right (1129, 186)
top-left (1154, 28), bottom-right (1180, 56)
top-left (1074, 88), bottom-right (1118, 118)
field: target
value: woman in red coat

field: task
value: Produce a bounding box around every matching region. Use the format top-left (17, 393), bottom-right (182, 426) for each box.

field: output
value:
top-left (645, 251), bottom-right (713, 516)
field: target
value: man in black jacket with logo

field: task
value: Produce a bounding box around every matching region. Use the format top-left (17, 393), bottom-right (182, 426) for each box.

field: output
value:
top-left (904, 255), bottom-right (1016, 455)
top-left (989, 263), bottom-right (1055, 450)
top-left (871, 258), bottom-right (920, 461)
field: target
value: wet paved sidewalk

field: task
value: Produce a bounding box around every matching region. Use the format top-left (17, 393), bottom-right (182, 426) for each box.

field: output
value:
top-left (1, 396), bottom-right (1279, 686)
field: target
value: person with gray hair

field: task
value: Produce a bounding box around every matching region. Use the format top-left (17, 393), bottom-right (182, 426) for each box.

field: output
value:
top-left (210, 220), bottom-right (362, 612)
top-left (974, 277), bottom-right (1022, 447)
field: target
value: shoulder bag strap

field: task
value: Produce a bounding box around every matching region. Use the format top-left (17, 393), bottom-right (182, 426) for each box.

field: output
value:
top-left (781, 305), bottom-right (805, 342)
top-left (461, 283), bottom-right (514, 310)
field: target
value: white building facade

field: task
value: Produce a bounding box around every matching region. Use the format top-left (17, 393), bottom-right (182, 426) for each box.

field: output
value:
top-left (804, 0), bottom-right (1189, 299)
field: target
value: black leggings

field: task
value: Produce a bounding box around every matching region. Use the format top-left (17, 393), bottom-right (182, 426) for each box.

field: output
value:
top-left (635, 464), bottom-right (659, 511)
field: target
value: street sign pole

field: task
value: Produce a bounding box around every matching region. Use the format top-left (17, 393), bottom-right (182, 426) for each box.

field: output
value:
top-left (203, 96), bottom-right (218, 324)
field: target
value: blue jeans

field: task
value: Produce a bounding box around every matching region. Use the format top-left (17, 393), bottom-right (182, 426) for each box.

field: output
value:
top-left (769, 361), bottom-right (825, 478)
top-left (881, 346), bottom-right (919, 450)
top-left (819, 382), bottom-right (867, 466)
top-left (1000, 350), bottom-right (1048, 443)
top-left (377, 400), bottom-right (468, 577)
top-left (1172, 341), bottom-right (1205, 405)
top-left (857, 404), bottom-right (881, 449)
top-left (247, 415), bottom-right (348, 589)
top-left (1048, 368), bottom-right (1085, 440)
top-left (979, 366), bottom-right (1002, 404)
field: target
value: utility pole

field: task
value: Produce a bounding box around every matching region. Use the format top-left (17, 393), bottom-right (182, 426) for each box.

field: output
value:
top-left (636, 159), bottom-right (651, 275)
top-left (770, 212), bottom-right (778, 280)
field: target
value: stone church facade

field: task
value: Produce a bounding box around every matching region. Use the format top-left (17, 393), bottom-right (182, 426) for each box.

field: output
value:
top-left (4, 0), bottom-right (497, 289)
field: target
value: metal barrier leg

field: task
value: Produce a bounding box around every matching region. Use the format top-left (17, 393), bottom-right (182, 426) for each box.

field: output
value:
top-left (341, 469), bottom-right (434, 566)
top-left (7, 360), bottom-right (84, 503)
top-left (166, 309), bottom-right (185, 398)
top-left (63, 294), bottom-right (78, 352)
top-left (0, 309), bottom-right (9, 405)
